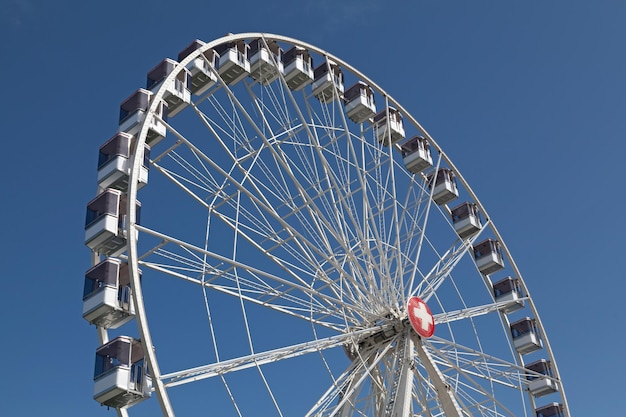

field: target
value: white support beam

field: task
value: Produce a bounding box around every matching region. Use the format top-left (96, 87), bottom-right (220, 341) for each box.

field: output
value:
top-left (388, 330), bottom-right (415, 417)
top-left (412, 333), bottom-right (465, 417)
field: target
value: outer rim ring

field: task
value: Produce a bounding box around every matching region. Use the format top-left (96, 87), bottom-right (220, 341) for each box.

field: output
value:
top-left (122, 32), bottom-right (570, 417)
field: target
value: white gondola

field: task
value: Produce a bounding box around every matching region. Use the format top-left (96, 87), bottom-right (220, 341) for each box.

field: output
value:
top-left (526, 359), bottom-right (559, 397)
top-left (85, 189), bottom-right (141, 256)
top-left (83, 258), bottom-right (136, 329)
top-left (427, 168), bottom-right (459, 205)
top-left (93, 336), bottom-right (152, 408)
top-left (249, 38), bottom-right (284, 85)
top-left (312, 60), bottom-right (344, 103)
top-left (510, 317), bottom-right (543, 354)
top-left (451, 201), bottom-right (481, 238)
top-left (473, 238), bottom-right (505, 275)
top-left (283, 46), bottom-right (314, 91)
top-left (535, 403), bottom-right (564, 417)
top-left (373, 107), bottom-right (405, 146)
top-left (118, 88), bottom-right (168, 147)
top-left (146, 58), bottom-right (191, 117)
top-left (401, 135), bottom-right (432, 174)
top-left (178, 39), bottom-right (219, 96)
top-left (97, 132), bottom-right (149, 192)
top-left (214, 40), bottom-right (250, 85)
top-left (344, 81), bottom-right (376, 123)
top-left (493, 276), bottom-right (525, 313)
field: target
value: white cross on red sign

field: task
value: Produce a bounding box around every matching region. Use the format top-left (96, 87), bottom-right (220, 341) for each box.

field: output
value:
top-left (407, 296), bottom-right (435, 338)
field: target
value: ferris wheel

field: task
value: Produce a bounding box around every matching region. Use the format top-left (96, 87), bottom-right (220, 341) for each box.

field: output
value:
top-left (83, 33), bottom-right (570, 417)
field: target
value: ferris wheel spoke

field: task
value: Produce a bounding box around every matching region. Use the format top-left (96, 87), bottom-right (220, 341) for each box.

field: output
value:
top-left (135, 224), bottom-right (371, 323)
top-left (294, 115), bottom-right (393, 307)
top-left (433, 300), bottom-right (529, 325)
top-left (132, 164), bottom-right (368, 320)
top-left (162, 326), bottom-right (383, 388)
top-left (372, 99), bottom-right (406, 305)
top-left (302, 94), bottom-right (381, 264)
top-left (364, 152), bottom-right (400, 306)
top-left (401, 211), bottom-right (448, 289)
top-left (261, 140), bottom-right (373, 280)
top-left (202, 90), bottom-right (253, 149)
top-left (149, 135), bottom-right (368, 308)
top-left (243, 80), bottom-right (296, 142)
top-left (217, 197), bottom-right (375, 317)
top-left (154, 119), bottom-right (252, 210)
top-left (250, 140), bottom-right (389, 312)
top-left (419, 340), bottom-right (523, 417)
top-left (244, 68), bottom-right (394, 308)
top-left (409, 147), bottom-right (443, 270)
top-left (245, 85), bottom-right (292, 130)
top-left (410, 334), bottom-right (467, 417)
top-left (141, 257), bottom-right (348, 330)
top-left (229, 193), bottom-right (286, 417)
top-left (402, 181), bottom-right (438, 295)
top-left (232, 97), bottom-right (353, 266)
top-left (415, 239), bottom-right (476, 302)
top-left (305, 340), bottom-right (397, 417)
top-left (158, 110), bottom-right (386, 312)
top-left (303, 353), bottom-right (370, 417)
top-left (411, 365), bottom-right (436, 417)
top-left (425, 336), bottom-right (541, 390)
top-left (149, 161), bottom-right (212, 207)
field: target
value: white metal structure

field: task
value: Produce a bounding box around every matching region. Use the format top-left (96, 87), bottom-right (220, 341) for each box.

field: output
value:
top-left (85, 33), bottom-right (570, 417)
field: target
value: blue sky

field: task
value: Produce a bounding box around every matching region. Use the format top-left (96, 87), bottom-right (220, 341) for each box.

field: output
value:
top-left (1, 1), bottom-right (624, 416)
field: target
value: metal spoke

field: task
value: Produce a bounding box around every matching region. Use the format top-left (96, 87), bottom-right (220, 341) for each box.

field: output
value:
top-left (162, 326), bottom-right (384, 387)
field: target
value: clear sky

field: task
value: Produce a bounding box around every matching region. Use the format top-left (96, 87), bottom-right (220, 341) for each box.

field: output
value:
top-left (1, 1), bottom-right (624, 416)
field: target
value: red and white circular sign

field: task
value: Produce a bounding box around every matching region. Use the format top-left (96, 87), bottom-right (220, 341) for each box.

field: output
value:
top-left (407, 296), bottom-right (435, 338)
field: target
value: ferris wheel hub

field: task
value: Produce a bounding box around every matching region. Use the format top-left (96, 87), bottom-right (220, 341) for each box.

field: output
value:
top-left (407, 296), bottom-right (435, 339)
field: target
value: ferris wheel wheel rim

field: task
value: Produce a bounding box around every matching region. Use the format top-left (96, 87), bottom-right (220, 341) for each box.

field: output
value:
top-left (116, 32), bottom-right (570, 417)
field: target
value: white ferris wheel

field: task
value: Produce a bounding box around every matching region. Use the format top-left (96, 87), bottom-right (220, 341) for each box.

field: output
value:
top-left (83, 33), bottom-right (570, 417)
